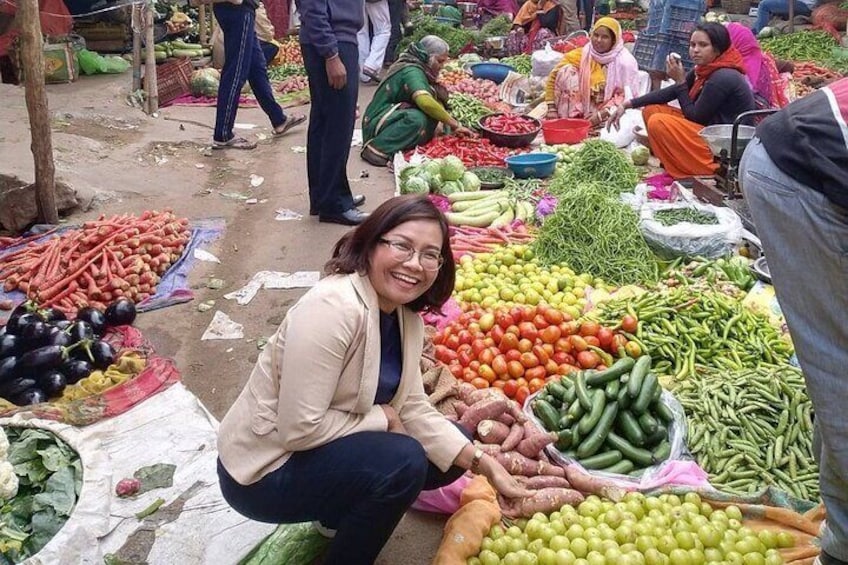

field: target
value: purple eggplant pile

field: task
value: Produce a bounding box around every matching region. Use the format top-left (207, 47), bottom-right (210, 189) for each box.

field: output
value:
top-left (0, 298), bottom-right (137, 406)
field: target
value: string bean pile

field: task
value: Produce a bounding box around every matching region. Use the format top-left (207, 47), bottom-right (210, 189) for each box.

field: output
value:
top-left (500, 54), bottom-right (532, 75)
top-left (654, 208), bottom-right (718, 226)
top-left (448, 93), bottom-right (494, 128)
top-left (676, 365), bottom-right (818, 501)
top-left (550, 139), bottom-right (640, 196)
top-left (590, 287), bottom-right (793, 379)
top-left (532, 182), bottom-right (659, 285)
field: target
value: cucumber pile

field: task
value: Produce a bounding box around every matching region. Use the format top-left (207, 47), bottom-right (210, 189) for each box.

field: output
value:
top-left (531, 355), bottom-right (674, 475)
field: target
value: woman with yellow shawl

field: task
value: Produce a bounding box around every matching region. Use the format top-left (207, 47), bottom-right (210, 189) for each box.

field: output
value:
top-left (545, 17), bottom-right (642, 125)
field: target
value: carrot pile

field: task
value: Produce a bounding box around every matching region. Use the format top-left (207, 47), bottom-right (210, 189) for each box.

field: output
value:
top-left (450, 223), bottom-right (535, 261)
top-left (0, 210), bottom-right (190, 315)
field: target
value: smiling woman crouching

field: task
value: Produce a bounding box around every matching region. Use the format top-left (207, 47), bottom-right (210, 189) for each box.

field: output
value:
top-left (216, 194), bottom-right (532, 565)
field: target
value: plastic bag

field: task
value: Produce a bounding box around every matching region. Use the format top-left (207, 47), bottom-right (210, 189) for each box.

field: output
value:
top-left (411, 475), bottom-right (472, 514)
top-left (531, 44), bottom-right (564, 78)
top-left (77, 49), bottom-right (129, 75)
top-left (639, 200), bottom-right (744, 260)
top-left (523, 388), bottom-right (701, 491)
top-left (599, 108), bottom-right (643, 148)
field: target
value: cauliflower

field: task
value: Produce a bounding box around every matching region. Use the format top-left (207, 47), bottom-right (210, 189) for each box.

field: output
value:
top-left (0, 461), bottom-right (18, 501)
top-left (0, 427), bottom-right (8, 462)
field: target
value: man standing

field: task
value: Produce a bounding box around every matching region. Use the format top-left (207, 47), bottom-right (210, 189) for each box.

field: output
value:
top-left (297, 0), bottom-right (368, 224)
top-left (740, 77), bottom-right (848, 565)
top-left (358, 0), bottom-right (392, 83)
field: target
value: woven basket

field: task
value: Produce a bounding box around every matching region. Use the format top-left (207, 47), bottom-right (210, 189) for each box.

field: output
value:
top-left (152, 57), bottom-right (193, 105)
top-left (723, 0), bottom-right (752, 14)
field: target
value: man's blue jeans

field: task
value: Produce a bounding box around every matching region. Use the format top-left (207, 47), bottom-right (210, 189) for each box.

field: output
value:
top-left (218, 430), bottom-right (469, 565)
top-left (752, 0), bottom-right (812, 34)
top-left (740, 139), bottom-right (848, 561)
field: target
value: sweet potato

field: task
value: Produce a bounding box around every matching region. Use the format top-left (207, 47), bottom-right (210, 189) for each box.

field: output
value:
top-left (516, 432), bottom-right (556, 459)
top-left (499, 488), bottom-right (586, 518)
top-left (454, 402), bottom-right (468, 418)
top-left (496, 412), bottom-right (516, 426)
top-left (459, 398), bottom-right (510, 432)
top-left (501, 423), bottom-right (524, 452)
top-left (491, 450), bottom-right (565, 477)
top-left (562, 463), bottom-right (626, 501)
top-left (518, 475), bottom-right (571, 489)
top-left (477, 419), bottom-right (511, 445)
top-left (461, 387), bottom-right (506, 406)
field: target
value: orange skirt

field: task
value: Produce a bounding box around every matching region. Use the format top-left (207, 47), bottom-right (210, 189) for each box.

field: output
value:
top-left (642, 105), bottom-right (717, 179)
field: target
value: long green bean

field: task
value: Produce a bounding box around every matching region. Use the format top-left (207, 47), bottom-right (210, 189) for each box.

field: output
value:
top-left (448, 93), bottom-right (494, 128)
top-left (550, 139), bottom-right (640, 196)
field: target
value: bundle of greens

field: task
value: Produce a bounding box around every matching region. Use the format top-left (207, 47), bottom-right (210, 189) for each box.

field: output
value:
top-left (550, 139), bottom-right (640, 197)
top-left (399, 17), bottom-right (478, 56)
top-left (532, 182), bottom-right (658, 285)
top-left (267, 64), bottom-right (307, 81)
top-left (479, 15), bottom-right (512, 38)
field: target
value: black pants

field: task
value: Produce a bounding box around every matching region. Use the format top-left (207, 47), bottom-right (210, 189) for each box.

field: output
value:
top-left (385, 0), bottom-right (406, 65)
top-left (218, 430), bottom-right (468, 565)
top-left (301, 42), bottom-right (359, 216)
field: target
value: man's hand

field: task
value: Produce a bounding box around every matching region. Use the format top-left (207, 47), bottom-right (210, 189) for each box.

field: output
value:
top-left (326, 55), bottom-right (347, 90)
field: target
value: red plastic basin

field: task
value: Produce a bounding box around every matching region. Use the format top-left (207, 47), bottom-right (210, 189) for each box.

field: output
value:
top-left (542, 118), bottom-right (591, 145)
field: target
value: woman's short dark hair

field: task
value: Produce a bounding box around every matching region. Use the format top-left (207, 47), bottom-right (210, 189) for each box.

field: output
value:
top-left (694, 23), bottom-right (732, 54)
top-left (324, 194), bottom-right (455, 313)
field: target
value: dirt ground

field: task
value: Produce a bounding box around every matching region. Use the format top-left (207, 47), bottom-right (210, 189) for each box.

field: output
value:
top-left (0, 74), bottom-right (447, 564)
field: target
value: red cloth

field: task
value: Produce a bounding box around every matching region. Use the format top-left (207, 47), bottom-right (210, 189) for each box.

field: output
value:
top-left (0, 0), bottom-right (73, 57)
top-left (262, 0), bottom-right (291, 39)
top-left (689, 46), bottom-right (746, 100)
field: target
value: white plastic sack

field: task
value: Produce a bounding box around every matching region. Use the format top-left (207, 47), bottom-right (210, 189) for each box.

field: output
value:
top-left (639, 200), bottom-right (744, 259)
top-left (531, 44), bottom-right (564, 78)
top-left (599, 109), bottom-right (644, 148)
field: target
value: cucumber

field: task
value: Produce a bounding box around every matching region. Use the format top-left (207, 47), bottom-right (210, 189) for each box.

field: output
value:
top-left (533, 399), bottom-right (560, 432)
top-left (638, 412), bottom-right (659, 436)
top-left (605, 431), bottom-right (654, 467)
top-left (644, 426), bottom-right (668, 447)
top-left (575, 371), bottom-right (592, 411)
top-left (651, 440), bottom-right (672, 464)
top-left (617, 382), bottom-right (631, 409)
top-left (450, 197), bottom-right (504, 213)
top-left (563, 386), bottom-right (577, 404)
top-left (445, 211), bottom-right (500, 227)
top-left (618, 410), bottom-right (646, 446)
top-left (558, 414), bottom-right (573, 429)
top-left (575, 402), bottom-right (618, 459)
top-left (539, 393), bottom-right (560, 408)
top-left (566, 397), bottom-right (585, 422)
top-left (555, 429), bottom-right (573, 450)
top-left (547, 381), bottom-right (569, 403)
top-left (171, 40), bottom-right (203, 50)
top-left (628, 354), bottom-right (652, 398)
top-left (604, 379), bottom-right (620, 400)
top-left (571, 425), bottom-right (582, 448)
top-left (447, 190), bottom-right (495, 202)
top-left (653, 399), bottom-right (675, 424)
top-left (601, 459), bottom-right (636, 475)
top-left (579, 449), bottom-right (623, 470)
top-left (585, 357), bottom-right (635, 386)
top-left (172, 48), bottom-right (204, 58)
top-left (633, 373), bottom-right (659, 414)
top-left (577, 389), bottom-right (607, 435)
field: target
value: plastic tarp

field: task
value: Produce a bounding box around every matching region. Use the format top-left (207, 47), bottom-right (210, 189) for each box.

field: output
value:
top-left (4, 384), bottom-right (274, 564)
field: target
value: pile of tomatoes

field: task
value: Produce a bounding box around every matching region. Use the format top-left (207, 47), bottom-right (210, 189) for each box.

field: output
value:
top-left (433, 304), bottom-right (639, 405)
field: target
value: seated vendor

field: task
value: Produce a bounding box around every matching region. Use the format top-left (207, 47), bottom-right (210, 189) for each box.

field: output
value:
top-left (607, 23), bottom-right (755, 179)
top-left (752, 0), bottom-right (818, 35)
top-left (360, 36), bottom-right (473, 167)
top-left (512, 0), bottom-right (562, 38)
top-left (727, 22), bottom-right (789, 109)
top-left (478, 0), bottom-right (520, 18)
top-left (545, 17), bottom-right (643, 125)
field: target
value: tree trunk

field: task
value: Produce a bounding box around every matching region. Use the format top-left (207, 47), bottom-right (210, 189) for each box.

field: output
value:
top-left (132, 3), bottom-right (142, 92)
top-left (18, 0), bottom-right (58, 225)
top-left (144, 2), bottom-right (158, 114)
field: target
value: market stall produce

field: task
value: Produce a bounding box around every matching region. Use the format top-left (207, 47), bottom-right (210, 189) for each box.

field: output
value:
top-left (407, 135), bottom-right (521, 167)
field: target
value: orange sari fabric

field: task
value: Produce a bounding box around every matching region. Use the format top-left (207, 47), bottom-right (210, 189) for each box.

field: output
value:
top-left (643, 105), bottom-right (716, 179)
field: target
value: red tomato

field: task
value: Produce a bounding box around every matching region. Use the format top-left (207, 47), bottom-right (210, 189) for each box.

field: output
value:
top-left (478, 364), bottom-right (496, 383)
top-left (554, 338), bottom-right (573, 353)
top-left (543, 308), bottom-right (564, 325)
top-left (458, 350), bottom-right (474, 367)
top-left (532, 345), bottom-right (550, 365)
top-left (515, 386), bottom-right (530, 406)
top-left (507, 360), bottom-right (525, 379)
top-left (467, 323), bottom-right (481, 336)
top-left (496, 312), bottom-right (516, 330)
top-left (471, 377), bottom-right (490, 389)
top-left (483, 337), bottom-right (496, 348)
top-left (526, 366), bottom-right (547, 382)
top-left (579, 321), bottom-right (600, 337)
top-left (520, 352), bottom-right (540, 368)
top-left (621, 315), bottom-right (639, 333)
top-left (458, 343), bottom-right (473, 354)
top-left (518, 338), bottom-right (534, 353)
top-left (552, 351), bottom-right (570, 365)
top-left (557, 363), bottom-right (578, 376)
top-left (502, 380), bottom-right (519, 399)
top-left (490, 325), bottom-right (505, 345)
top-left (577, 350), bottom-right (601, 369)
top-left (469, 360), bottom-right (481, 372)
top-left (540, 325), bottom-right (562, 344)
top-left (478, 348), bottom-right (495, 366)
top-left (570, 335), bottom-right (589, 352)
top-left (596, 327), bottom-right (614, 350)
top-left (433, 332), bottom-right (444, 346)
top-left (528, 376), bottom-right (546, 393)
top-left (471, 339), bottom-right (488, 356)
top-left (584, 336), bottom-right (601, 348)
top-left (499, 333), bottom-right (520, 353)
top-left (446, 335), bottom-right (460, 350)
top-left (518, 322), bottom-right (539, 342)
top-left (492, 354), bottom-right (508, 376)
top-left (505, 349), bottom-right (522, 362)
top-left (542, 343), bottom-right (554, 356)
top-left (611, 334), bottom-right (628, 352)
top-left (449, 364), bottom-right (464, 379)
top-left (491, 380), bottom-right (506, 390)
top-left (544, 359), bottom-right (559, 376)
top-left (560, 321), bottom-right (579, 336)
top-left (532, 315), bottom-right (550, 330)
top-left (457, 330), bottom-right (473, 346)
top-left (625, 341), bottom-right (643, 358)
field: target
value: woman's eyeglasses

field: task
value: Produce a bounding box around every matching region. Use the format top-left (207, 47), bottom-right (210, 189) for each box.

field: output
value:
top-left (379, 239), bottom-right (444, 271)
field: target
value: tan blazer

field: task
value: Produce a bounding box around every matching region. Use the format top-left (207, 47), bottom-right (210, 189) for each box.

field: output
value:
top-left (217, 273), bottom-right (470, 485)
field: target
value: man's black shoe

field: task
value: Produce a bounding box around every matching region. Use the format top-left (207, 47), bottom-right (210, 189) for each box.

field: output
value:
top-left (319, 209), bottom-right (369, 226)
top-left (311, 195), bottom-right (365, 216)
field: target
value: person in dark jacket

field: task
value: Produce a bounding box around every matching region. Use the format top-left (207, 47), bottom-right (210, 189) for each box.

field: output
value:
top-left (296, 0), bottom-right (369, 225)
top-left (607, 23), bottom-right (755, 179)
top-left (739, 78), bottom-right (848, 565)
top-left (212, 0), bottom-right (305, 149)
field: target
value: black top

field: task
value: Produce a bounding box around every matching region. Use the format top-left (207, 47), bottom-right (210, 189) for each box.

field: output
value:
top-left (375, 310), bottom-right (403, 405)
top-left (630, 68), bottom-right (756, 127)
top-left (757, 78), bottom-right (848, 209)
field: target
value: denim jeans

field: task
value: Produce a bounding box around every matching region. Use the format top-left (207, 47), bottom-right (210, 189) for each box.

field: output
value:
top-left (740, 139), bottom-right (848, 561)
top-left (752, 0), bottom-right (812, 33)
top-left (218, 429), bottom-right (470, 565)
top-left (301, 42), bottom-right (359, 216)
top-left (213, 4), bottom-right (285, 143)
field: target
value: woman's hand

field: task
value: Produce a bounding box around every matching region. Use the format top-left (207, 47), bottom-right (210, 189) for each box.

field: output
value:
top-left (325, 55), bottom-right (347, 90)
top-left (480, 455), bottom-right (535, 499)
top-left (666, 56), bottom-right (686, 84)
top-left (380, 405), bottom-right (407, 434)
top-left (606, 102), bottom-right (628, 131)
top-left (454, 125), bottom-right (474, 137)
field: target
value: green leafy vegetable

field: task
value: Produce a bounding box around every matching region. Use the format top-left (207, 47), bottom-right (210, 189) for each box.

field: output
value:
top-left (134, 463), bottom-right (176, 494)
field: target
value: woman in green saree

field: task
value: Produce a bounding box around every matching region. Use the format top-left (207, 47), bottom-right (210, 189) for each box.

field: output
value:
top-left (360, 36), bottom-right (473, 167)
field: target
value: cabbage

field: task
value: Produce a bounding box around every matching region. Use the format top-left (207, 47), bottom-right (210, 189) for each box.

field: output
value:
top-left (461, 171), bottom-right (481, 192)
top-left (440, 156), bottom-right (465, 181)
top-left (401, 176), bottom-right (429, 194)
top-left (190, 68), bottom-right (221, 97)
top-left (631, 146), bottom-right (650, 166)
top-left (423, 159), bottom-right (443, 178)
top-left (400, 165), bottom-right (421, 182)
top-left (440, 180), bottom-right (464, 195)
top-left (428, 173), bottom-right (444, 192)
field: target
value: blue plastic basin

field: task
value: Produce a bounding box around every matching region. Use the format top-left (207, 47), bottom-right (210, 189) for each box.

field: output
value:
top-left (469, 62), bottom-right (515, 85)
top-left (504, 153), bottom-right (558, 179)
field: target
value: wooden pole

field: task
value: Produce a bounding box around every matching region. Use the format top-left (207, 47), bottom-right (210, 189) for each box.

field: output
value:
top-left (18, 0), bottom-right (58, 225)
top-left (788, 1), bottom-right (795, 34)
top-left (132, 3), bottom-right (142, 91)
top-left (144, 0), bottom-right (159, 113)
top-left (199, 4), bottom-right (208, 46)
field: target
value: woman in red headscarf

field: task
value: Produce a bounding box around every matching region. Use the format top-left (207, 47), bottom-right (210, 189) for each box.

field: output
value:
top-left (726, 22), bottom-right (789, 109)
top-left (608, 23), bottom-right (756, 179)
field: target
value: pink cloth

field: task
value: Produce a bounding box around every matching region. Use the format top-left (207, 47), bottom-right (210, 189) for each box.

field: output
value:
top-left (263, 0), bottom-right (291, 39)
top-left (578, 18), bottom-right (641, 114)
top-left (726, 22), bottom-right (786, 107)
top-left (478, 0), bottom-right (519, 17)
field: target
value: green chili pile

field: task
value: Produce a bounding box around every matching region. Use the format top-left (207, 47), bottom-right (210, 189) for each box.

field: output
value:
top-left (550, 139), bottom-right (640, 196)
top-left (654, 208), bottom-right (719, 226)
top-left (267, 64), bottom-right (307, 80)
top-left (532, 182), bottom-right (659, 285)
top-left (760, 30), bottom-right (838, 64)
top-left (677, 365), bottom-right (818, 501)
top-left (500, 54), bottom-right (532, 75)
top-left (448, 93), bottom-right (494, 128)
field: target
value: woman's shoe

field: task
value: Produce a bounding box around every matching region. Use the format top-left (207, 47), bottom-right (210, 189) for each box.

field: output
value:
top-left (361, 146), bottom-right (390, 167)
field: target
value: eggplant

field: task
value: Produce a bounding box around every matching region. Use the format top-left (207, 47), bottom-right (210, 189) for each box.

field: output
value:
top-left (89, 340), bottom-right (116, 370)
top-left (0, 334), bottom-right (20, 358)
top-left (62, 359), bottom-right (92, 384)
top-left (6, 312), bottom-right (42, 336)
top-left (10, 387), bottom-right (47, 406)
top-left (46, 326), bottom-right (72, 348)
top-left (39, 307), bottom-right (67, 324)
top-left (20, 320), bottom-right (49, 346)
top-left (0, 377), bottom-right (37, 399)
top-left (76, 307), bottom-right (107, 336)
top-left (37, 370), bottom-right (67, 397)
top-left (18, 345), bottom-right (66, 373)
top-left (68, 321), bottom-right (94, 344)
top-left (51, 319), bottom-right (72, 331)
top-left (105, 298), bottom-right (137, 327)
top-left (0, 357), bottom-right (18, 384)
